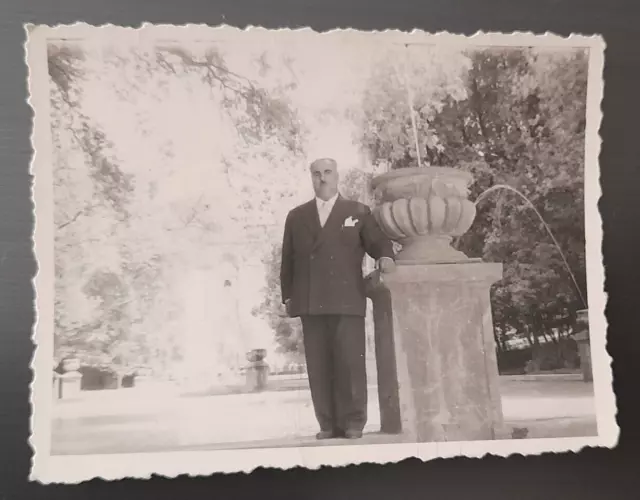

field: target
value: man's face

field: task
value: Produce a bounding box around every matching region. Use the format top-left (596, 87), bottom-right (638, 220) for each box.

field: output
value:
top-left (310, 159), bottom-right (339, 201)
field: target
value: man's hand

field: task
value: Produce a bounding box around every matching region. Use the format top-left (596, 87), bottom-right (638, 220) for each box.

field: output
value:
top-left (378, 257), bottom-right (396, 274)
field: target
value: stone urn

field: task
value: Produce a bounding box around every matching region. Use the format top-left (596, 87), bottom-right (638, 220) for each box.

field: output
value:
top-left (246, 349), bottom-right (267, 364)
top-left (371, 166), bottom-right (477, 263)
top-left (245, 349), bottom-right (269, 392)
top-left (61, 357), bottom-right (81, 373)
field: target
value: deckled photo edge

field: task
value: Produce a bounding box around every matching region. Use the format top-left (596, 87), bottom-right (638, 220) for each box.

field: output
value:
top-left (582, 33), bottom-right (618, 448)
top-left (24, 24), bottom-right (613, 484)
top-left (26, 23), bottom-right (57, 482)
top-left (21, 22), bottom-right (608, 47)
top-left (39, 436), bottom-right (603, 484)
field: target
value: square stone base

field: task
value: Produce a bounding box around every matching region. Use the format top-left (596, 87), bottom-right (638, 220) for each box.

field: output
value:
top-left (59, 372), bottom-right (83, 400)
top-left (367, 261), bottom-right (504, 442)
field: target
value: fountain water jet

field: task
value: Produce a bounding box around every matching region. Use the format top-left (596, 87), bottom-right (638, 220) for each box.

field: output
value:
top-left (473, 184), bottom-right (587, 309)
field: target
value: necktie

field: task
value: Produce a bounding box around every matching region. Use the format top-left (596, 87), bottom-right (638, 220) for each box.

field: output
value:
top-left (319, 201), bottom-right (330, 227)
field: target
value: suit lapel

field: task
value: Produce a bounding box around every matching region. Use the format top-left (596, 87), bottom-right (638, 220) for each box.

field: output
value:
top-left (302, 199), bottom-right (322, 242)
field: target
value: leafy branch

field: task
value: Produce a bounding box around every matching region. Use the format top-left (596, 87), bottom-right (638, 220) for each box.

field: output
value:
top-left (56, 204), bottom-right (98, 230)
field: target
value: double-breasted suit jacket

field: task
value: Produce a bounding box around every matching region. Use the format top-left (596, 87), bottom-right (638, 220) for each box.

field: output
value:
top-left (280, 195), bottom-right (394, 318)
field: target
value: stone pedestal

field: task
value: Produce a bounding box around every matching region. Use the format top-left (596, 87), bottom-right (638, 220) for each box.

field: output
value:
top-left (576, 338), bottom-right (592, 382)
top-left (367, 261), bottom-right (504, 442)
top-left (134, 375), bottom-right (152, 389)
top-left (59, 371), bottom-right (83, 400)
top-left (134, 367), bottom-right (154, 389)
top-left (245, 349), bottom-right (269, 392)
top-left (246, 363), bottom-right (269, 391)
top-left (574, 309), bottom-right (592, 382)
top-left (52, 372), bottom-right (62, 400)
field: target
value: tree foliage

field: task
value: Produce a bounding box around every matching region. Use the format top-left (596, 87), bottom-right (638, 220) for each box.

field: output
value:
top-left (50, 43), bottom-right (138, 373)
top-left (359, 46), bottom-right (470, 170)
top-left (50, 40), bottom-right (590, 374)
top-left (358, 47), bottom-right (589, 356)
top-left (49, 42), bottom-right (307, 374)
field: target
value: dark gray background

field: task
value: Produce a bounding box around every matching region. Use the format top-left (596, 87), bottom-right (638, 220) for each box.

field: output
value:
top-left (1, 1), bottom-right (639, 498)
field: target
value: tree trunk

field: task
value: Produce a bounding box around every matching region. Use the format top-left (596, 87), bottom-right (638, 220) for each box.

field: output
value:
top-left (530, 327), bottom-right (540, 347)
top-left (532, 314), bottom-right (544, 347)
top-left (493, 327), bottom-right (504, 354)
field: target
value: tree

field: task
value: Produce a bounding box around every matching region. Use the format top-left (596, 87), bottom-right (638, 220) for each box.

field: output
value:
top-left (358, 45), bottom-right (471, 170)
top-left (49, 43), bottom-right (137, 370)
top-left (447, 48), bottom-right (589, 349)
top-left (356, 46), bottom-right (589, 364)
top-left (49, 40), bottom-right (310, 376)
top-left (49, 36), bottom-right (320, 375)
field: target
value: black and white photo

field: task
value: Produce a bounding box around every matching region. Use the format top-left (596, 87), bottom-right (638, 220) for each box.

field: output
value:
top-left (26, 25), bottom-right (615, 483)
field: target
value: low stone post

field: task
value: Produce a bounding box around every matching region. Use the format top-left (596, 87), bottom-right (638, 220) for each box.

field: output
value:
top-left (246, 349), bottom-right (269, 392)
top-left (52, 372), bottom-right (61, 400)
top-left (134, 367), bottom-right (153, 389)
top-left (366, 272), bottom-right (402, 434)
top-left (59, 357), bottom-right (83, 400)
top-left (574, 309), bottom-right (592, 382)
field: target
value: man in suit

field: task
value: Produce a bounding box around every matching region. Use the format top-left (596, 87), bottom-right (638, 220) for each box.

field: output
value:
top-left (280, 158), bottom-right (395, 440)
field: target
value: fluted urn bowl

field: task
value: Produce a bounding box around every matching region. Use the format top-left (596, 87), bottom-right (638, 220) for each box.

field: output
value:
top-left (61, 357), bottom-right (81, 373)
top-left (246, 348), bottom-right (267, 363)
top-left (371, 166), bottom-right (477, 263)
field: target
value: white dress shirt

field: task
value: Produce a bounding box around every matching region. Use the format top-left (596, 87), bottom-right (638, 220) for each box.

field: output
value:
top-left (316, 192), bottom-right (339, 228)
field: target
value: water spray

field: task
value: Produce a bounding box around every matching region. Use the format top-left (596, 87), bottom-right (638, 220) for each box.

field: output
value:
top-left (474, 184), bottom-right (587, 309)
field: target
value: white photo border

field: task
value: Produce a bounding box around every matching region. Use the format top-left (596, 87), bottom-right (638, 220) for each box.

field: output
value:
top-left (26, 23), bottom-right (616, 484)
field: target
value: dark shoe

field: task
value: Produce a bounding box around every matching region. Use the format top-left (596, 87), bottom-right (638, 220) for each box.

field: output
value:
top-left (344, 429), bottom-right (363, 439)
top-left (316, 430), bottom-right (337, 440)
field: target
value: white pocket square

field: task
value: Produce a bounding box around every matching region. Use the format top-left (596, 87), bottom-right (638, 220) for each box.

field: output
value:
top-left (343, 216), bottom-right (359, 227)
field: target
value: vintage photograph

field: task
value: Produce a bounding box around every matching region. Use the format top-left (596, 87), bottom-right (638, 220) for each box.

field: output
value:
top-left (27, 25), bottom-right (615, 482)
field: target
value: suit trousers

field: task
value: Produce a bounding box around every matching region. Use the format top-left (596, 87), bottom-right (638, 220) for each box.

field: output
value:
top-left (301, 314), bottom-right (367, 433)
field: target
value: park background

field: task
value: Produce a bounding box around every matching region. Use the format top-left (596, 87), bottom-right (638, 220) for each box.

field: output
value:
top-left (48, 34), bottom-right (589, 393)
